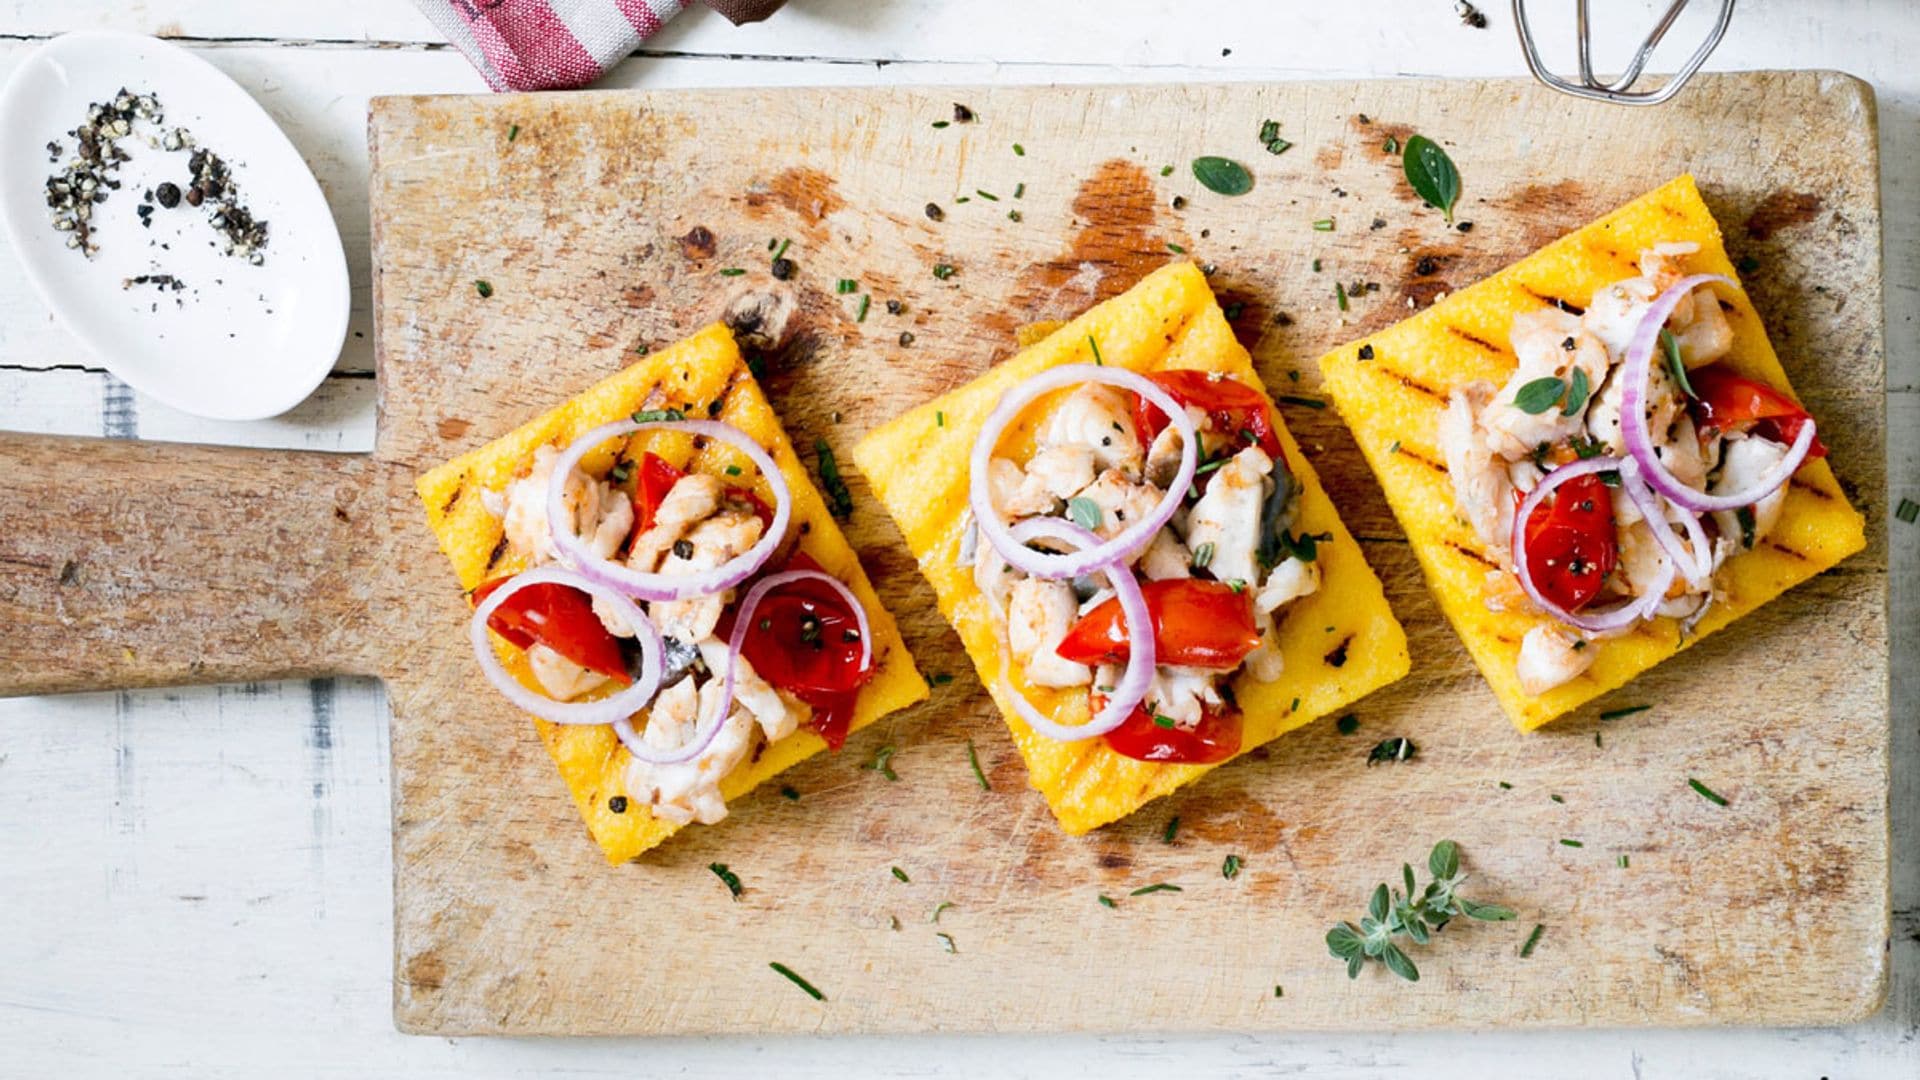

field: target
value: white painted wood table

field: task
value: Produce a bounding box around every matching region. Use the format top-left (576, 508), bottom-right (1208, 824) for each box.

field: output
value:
top-left (1, 1), bottom-right (1914, 1074)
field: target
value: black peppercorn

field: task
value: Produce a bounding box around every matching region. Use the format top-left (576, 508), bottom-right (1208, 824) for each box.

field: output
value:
top-left (154, 181), bottom-right (181, 209)
top-left (608, 796), bottom-right (628, 814)
top-left (770, 257), bottom-right (795, 280)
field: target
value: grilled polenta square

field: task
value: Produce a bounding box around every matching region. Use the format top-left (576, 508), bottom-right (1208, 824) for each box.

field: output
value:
top-left (417, 323), bottom-right (926, 863)
top-left (854, 263), bottom-right (1408, 834)
top-left (1319, 175), bottom-right (1865, 731)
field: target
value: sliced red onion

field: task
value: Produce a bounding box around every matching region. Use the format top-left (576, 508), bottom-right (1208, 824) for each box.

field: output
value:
top-left (1616, 459), bottom-right (1712, 590)
top-left (968, 363), bottom-right (1197, 581)
top-left (547, 418), bottom-right (792, 601)
top-left (614, 567), bottom-right (872, 765)
top-left (469, 566), bottom-right (664, 727)
top-left (1511, 455), bottom-right (1674, 634)
top-left (994, 517), bottom-right (1154, 741)
top-left (1620, 275), bottom-right (1817, 514)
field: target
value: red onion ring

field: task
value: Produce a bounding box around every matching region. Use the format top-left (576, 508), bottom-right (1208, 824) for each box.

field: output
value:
top-left (1616, 459), bottom-right (1713, 590)
top-left (993, 517), bottom-right (1155, 741)
top-left (613, 567), bottom-right (872, 765)
top-left (1510, 455), bottom-right (1675, 634)
top-left (1620, 275), bottom-right (1817, 514)
top-left (547, 418), bottom-right (792, 601)
top-left (468, 565), bottom-right (665, 727)
top-left (968, 364), bottom-right (1198, 581)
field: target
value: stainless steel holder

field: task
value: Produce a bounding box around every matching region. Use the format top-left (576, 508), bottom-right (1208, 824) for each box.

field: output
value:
top-left (1512, 0), bottom-right (1736, 105)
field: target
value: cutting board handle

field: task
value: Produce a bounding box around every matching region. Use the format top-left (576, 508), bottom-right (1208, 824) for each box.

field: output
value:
top-left (0, 433), bottom-right (394, 696)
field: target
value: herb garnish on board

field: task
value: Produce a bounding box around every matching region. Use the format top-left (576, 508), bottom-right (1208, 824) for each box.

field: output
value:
top-left (1324, 840), bottom-right (1516, 982)
top-left (1401, 134), bottom-right (1461, 223)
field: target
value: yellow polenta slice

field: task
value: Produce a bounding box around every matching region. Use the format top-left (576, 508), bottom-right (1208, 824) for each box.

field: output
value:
top-left (1319, 175), bottom-right (1866, 731)
top-left (417, 322), bottom-right (926, 863)
top-left (854, 263), bottom-right (1408, 834)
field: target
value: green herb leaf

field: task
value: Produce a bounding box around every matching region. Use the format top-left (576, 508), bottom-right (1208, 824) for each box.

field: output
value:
top-left (1661, 328), bottom-right (1697, 398)
top-left (935, 932), bottom-right (957, 954)
top-left (1098, 893), bottom-right (1117, 909)
top-left (1012, 143), bottom-right (1025, 156)
top-left (1152, 713), bottom-right (1176, 729)
top-left (1429, 840), bottom-right (1460, 880)
top-left (473, 279), bottom-right (493, 298)
top-left (966, 738), bottom-right (991, 791)
top-left (1191, 156), bottom-right (1254, 196)
top-left (930, 901), bottom-right (954, 922)
top-left (1456, 898), bottom-right (1516, 921)
top-left (1336, 714), bottom-right (1360, 735)
top-left (1618, 854), bottom-right (1630, 868)
top-left (814, 437), bottom-right (854, 521)
top-left (1278, 394), bottom-right (1326, 410)
top-left (1735, 504), bottom-right (1757, 549)
top-left (1513, 376), bottom-right (1568, 415)
top-left (1383, 135), bottom-right (1399, 154)
top-left (1688, 777), bottom-right (1729, 806)
top-left (709, 862), bottom-right (743, 899)
top-left (1335, 280), bottom-right (1349, 311)
top-left (506, 123), bottom-right (520, 142)
top-left (1162, 815), bottom-right (1180, 844)
top-left (1223, 854), bottom-right (1243, 879)
top-left (1519, 924), bottom-right (1545, 959)
top-left (1896, 497), bottom-right (1919, 524)
top-left (769, 961), bottom-right (824, 1000)
top-left (932, 263), bottom-right (956, 280)
top-left (892, 865), bottom-right (911, 883)
top-left (1312, 218), bottom-right (1335, 232)
top-left (632, 408), bottom-right (687, 423)
top-left (1561, 366), bottom-right (1591, 416)
top-left (836, 278), bottom-right (857, 294)
top-left (861, 744), bottom-right (898, 781)
top-left (1065, 495), bottom-right (1103, 531)
top-left (1380, 942), bottom-right (1420, 982)
top-left (1130, 883), bottom-right (1183, 897)
top-left (1401, 134), bottom-right (1461, 223)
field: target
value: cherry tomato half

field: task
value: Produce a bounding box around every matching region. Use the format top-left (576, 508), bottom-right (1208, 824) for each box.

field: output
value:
top-left (632, 452), bottom-right (686, 533)
top-left (1131, 369), bottom-right (1284, 459)
top-left (1055, 578), bottom-right (1262, 671)
top-left (731, 552), bottom-right (873, 750)
top-left (1686, 365), bottom-right (1828, 458)
top-left (1101, 701), bottom-right (1243, 764)
top-left (1513, 472), bottom-right (1617, 613)
top-left (471, 577), bottom-right (632, 685)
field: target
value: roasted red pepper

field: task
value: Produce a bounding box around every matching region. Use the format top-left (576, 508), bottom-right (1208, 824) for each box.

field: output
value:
top-left (1055, 578), bottom-right (1262, 670)
top-left (1514, 472), bottom-right (1617, 613)
top-left (1687, 365), bottom-right (1827, 458)
top-left (731, 552), bottom-right (873, 749)
top-left (1130, 369), bottom-right (1284, 459)
top-left (1101, 701), bottom-right (1243, 764)
top-left (471, 576), bottom-right (632, 685)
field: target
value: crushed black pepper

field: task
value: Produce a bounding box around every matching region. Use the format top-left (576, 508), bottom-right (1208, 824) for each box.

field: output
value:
top-left (770, 257), bottom-right (796, 280)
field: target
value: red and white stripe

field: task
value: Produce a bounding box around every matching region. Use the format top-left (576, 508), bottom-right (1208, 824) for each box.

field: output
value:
top-left (416, 0), bottom-right (687, 92)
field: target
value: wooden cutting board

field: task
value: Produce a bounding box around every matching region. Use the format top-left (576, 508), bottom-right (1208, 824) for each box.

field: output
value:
top-left (0, 71), bottom-right (1887, 1036)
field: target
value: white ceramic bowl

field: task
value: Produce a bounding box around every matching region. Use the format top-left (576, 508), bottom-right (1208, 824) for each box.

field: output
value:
top-left (0, 32), bottom-right (349, 422)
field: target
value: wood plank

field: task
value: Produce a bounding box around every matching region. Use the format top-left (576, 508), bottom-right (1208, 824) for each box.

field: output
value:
top-left (356, 73), bottom-right (1888, 1033)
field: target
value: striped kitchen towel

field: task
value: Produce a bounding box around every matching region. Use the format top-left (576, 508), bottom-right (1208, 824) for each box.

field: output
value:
top-left (417, 0), bottom-right (785, 92)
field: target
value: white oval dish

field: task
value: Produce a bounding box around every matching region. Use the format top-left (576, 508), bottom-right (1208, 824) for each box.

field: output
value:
top-left (0, 32), bottom-right (349, 422)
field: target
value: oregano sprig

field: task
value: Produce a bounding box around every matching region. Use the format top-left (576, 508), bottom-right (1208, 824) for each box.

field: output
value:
top-left (1324, 840), bottom-right (1516, 982)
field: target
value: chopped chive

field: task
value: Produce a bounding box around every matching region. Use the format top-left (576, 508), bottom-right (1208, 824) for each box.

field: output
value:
top-left (1273, 985), bottom-right (1284, 998)
top-left (1549, 794), bottom-right (1564, 804)
top-left (1152, 714), bottom-right (1176, 729)
top-left (931, 120), bottom-right (949, 129)
top-left (932, 263), bottom-right (956, 280)
top-left (473, 279), bottom-right (493, 298)
top-left (814, 437), bottom-right (854, 520)
top-left (724, 464), bottom-right (742, 476)
top-left (1160, 164), bottom-right (1175, 177)
top-left (771, 239), bottom-right (791, 263)
top-left (1498, 781), bottom-right (1513, 789)
top-left (1599, 704), bottom-right (1650, 721)
top-left (1098, 893), bottom-right (1117, 908)
top-left (892, 865), bottom-right (910, 883)
top-left (836, 278), bottom-right (858, 294)
top-left (769, 961), bottom-right (824, 1000)
top-left (930, 901), bottom-right (954, 922)
top-left (856, 293), bottom-right (870, 322)
top-left (936, 410), bottom-right (945, 427)
top-left (935, 932), bottom-right (957, 953)
top-left (1130, 883), bottom-right (1183, 896)
top-left (1167, 241), bottom-right (1186, 254)
top-left (955, 196), bottom-right (970, 204)
top-left (1013, 143), bottom-right (1025, 156)
top-left (1559, 838), bottom-right (1583, 848)
top-left (1014, 182), bottom-right (1025, 198)
top-left (1312, 218), bottom-right (1334, 231)
top-left (1595, 732), bottom-right (1604, 748)
top-left (1688, 778), bottom-right (1729, 806)
top-left (709, 862), bottom-right (743, 899)
top-left (631, 408), bottom-right (686, 423)
top-left (780, 785), bottom-right (800, 801)
top-left (718, 267), bottom-right (747, 276)
top-left (1335, 714), bottom-right (1359, 735)
top-left (1087, 335), bottom-right (1103, 365)
top-left (506, 123), bottom-right (520, 142)
top-left (1222, 854), bottom-right (1243, 879)
top-left (1278, 394), bottom-right (1326, 409)
top-left (1520, 924), bottom-right (1545, 958)
top-left (1383, 135), bottom-right (1398, 153)
top-left (1386, 440), bottom-right (1401, 454)
top-left (1162, 816), bottom-right (1180, 844)
top-left (1311, 257), bottom-right (1322, 273)
top-left (1335, 281), bottom-right (1349, 311)
top-left (1618, 855), bottom-right (1630, 868)
top-left (966, 738), bottom-right (991, 791)
top-left (1895, 497), bottom-right (1918, 524)
top-left (976, 189), bottom-right (1000, 201)
top-left (861, 744), bottom-right (898, 781)
top-left (1007, 209), bottom-right (1022, 222)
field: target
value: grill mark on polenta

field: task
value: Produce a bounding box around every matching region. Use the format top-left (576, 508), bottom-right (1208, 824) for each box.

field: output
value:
top-left (440, 482), bottom-right (464, 515)
top-left (1444, 539), bottom-right (1499, 569)
top-left (1324, 635), bottom-right (1353, 668)
top-left (1367, 361), bottom-right (1447, 403)
top-left (1518, 284), bottom-right (1584, 316)
top-left (1444, 324), bottom-right (1510, 358)
top-left (1789, 476), bottom-right (1834, 500)
top-left (484, 534), bottom-right (509, 573)
top-left (1765, 539), bottom-right (1814, 563)
top-left (1394, 445), bottom-right (1449, 475)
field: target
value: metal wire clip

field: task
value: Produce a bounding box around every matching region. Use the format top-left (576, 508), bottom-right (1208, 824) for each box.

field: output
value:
top-left (1512, 0), bottom-right (1736, 106)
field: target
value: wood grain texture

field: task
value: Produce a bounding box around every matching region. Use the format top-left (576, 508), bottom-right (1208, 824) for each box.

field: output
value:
top-left (0, 70), bottom-right (1886, 1039)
